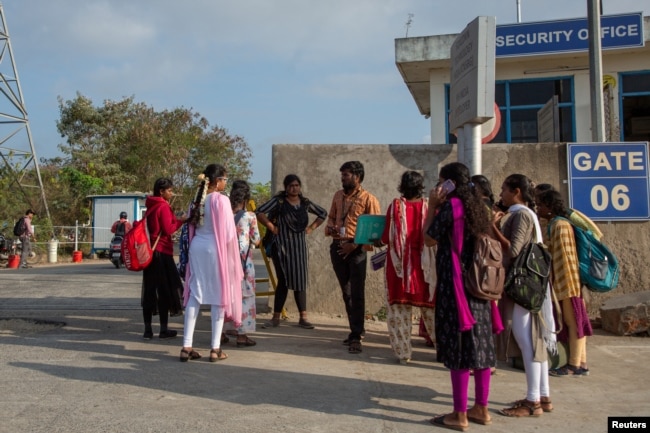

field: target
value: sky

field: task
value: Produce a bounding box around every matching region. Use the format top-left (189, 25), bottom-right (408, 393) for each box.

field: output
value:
top-left (2, 0), bottom-right (649, 183)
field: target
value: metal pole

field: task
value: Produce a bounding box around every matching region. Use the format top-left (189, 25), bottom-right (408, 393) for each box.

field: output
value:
top-left (517, 0), bottom-right (522, 23)
top-left (587, 0), bottom-right (605, 142)
top-left (464, 123), bottom-right (482, 175)
top-left (456, 129), bottom-right (465, 165)
top-left (0, 5), bottom-right (51, 222)
top-left (75, 220), bottom-right (78, 251)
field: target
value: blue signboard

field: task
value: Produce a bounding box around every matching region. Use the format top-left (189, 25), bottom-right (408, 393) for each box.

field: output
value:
top-left (496, 13), bottom-right (644, 57)
top-left (567, 142), bottom-right (650, 221)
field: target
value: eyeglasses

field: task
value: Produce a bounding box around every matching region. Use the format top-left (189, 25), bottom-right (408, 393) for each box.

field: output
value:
top-left (218, 177), bottom-right (228, 183)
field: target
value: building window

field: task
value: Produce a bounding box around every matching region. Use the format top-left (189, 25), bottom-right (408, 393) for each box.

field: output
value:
top-left (446, 77), bottom-right (575, 144)
top-left (619, 71), bottom-right (650, 142)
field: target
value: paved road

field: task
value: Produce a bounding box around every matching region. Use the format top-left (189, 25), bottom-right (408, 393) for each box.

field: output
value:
top-left (0, 261), bottom-right (649, 433)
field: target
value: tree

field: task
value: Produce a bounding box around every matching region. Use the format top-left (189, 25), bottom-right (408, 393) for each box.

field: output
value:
top-left (0, 160), bottom-right (27, 228)
top-left (250, 181), bottom-right (272, 207)
top-left (49, 93), bottom-right (253, 225)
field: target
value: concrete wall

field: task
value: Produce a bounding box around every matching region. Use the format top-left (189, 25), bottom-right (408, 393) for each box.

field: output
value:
top-left (268, 142), bottom-right (649, 318)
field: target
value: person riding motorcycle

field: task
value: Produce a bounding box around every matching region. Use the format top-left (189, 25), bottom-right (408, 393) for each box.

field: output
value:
top-left (111, 212), bottom-right (132, 236)
top-left (110, 212), bottom-right (132, 268)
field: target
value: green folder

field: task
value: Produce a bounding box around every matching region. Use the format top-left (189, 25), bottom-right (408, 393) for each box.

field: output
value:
top-left (354, 215), bottom-right (386, 244)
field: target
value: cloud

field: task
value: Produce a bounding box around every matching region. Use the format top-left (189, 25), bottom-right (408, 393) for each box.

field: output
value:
top-left (65, 2), bottom-right (157, 57)
top-left (3, 0), bottom-right (649, 181)
top-left (309, 70), bottom-right (404, 101)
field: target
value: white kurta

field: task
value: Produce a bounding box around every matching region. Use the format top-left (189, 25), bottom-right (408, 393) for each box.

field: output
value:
top-left (187, 194), bottom-right (224, 305)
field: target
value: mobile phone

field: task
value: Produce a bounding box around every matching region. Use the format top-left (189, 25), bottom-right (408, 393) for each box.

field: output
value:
top-left (440, 179), bottom-right (456, 195)
top-left (494, 200), bottom-right (508, 212)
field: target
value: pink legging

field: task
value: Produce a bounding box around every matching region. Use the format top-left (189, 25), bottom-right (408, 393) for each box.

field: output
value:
top-left (450, 368), bottom-right (491, 412)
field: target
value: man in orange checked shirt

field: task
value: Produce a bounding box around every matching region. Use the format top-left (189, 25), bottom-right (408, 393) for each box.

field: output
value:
top-left (325, 161), bottom-right (380, 355)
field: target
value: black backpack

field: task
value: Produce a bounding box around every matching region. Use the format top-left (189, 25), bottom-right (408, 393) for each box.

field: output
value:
top-left (234, 209), bottom-right (248, 272)
top-left (504, 242), bottom-right (552, 313)
top-left (115, 222), bottom-right (126, 237)
top-left (261, 197), bottom-right (284, 257)
top-left (13, 217), bottom-right (26, 236)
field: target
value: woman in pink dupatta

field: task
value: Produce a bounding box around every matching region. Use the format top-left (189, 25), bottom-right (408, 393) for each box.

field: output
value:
top-left (180, 164), bottom-right (243, 363)
top-left (423, 163), bottom-right (500, 430)
top-left (381, 171), bottom-right (435, 364)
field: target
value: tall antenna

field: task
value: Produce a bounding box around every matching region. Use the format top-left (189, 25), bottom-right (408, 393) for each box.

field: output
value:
top-left (405, 13), bottom-right (414, 37)
top-left (0, 3), bottom-right (50, 221)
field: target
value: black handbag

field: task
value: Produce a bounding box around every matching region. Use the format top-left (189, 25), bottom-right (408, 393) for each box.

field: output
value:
top-left (262, 229), bottom-right (277, 257)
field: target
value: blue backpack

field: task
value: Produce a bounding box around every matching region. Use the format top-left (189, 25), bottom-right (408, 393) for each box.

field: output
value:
top-left (556, 216), bottom-right (619, 293)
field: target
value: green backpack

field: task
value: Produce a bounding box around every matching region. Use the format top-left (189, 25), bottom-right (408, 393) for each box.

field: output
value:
top-left (554, 216), bottom-right (619, 293)
top-left (504, 242), bottom-right (551, 313)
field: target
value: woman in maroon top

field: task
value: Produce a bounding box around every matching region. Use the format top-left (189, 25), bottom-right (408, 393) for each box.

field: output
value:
top-left (142, 178), bottom-right (187, 340)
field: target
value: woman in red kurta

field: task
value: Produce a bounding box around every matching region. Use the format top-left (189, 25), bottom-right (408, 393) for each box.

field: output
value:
top-left (381, 171), bottom-right (436, 364)
top-left (142, 178), bottom-right (186, 340)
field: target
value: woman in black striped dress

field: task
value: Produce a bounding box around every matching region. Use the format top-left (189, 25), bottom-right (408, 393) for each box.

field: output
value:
top-left (257, 174), bottom-right (327, 329)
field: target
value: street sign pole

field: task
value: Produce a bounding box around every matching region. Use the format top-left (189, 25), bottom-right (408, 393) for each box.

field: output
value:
top-left (587, 0), bottom-right (605, 142)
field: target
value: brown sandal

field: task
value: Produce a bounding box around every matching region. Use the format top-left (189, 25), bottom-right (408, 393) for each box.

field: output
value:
top-left (209, 348), bottom-right (228, 362)
top-left (540, 396), bottom-right (553, 412)
top-left (499, 399), bottom-right (543, 417)
top-left (179, 348), bottom-right (202, 362)
top-left (236, 336), bottom-right (257, 347)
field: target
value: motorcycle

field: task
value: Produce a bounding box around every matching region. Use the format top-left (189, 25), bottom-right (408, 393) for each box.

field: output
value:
top-left (0, 229), bottom-right (15, 264)
top-left (109, 235), bottom-right (124, 268)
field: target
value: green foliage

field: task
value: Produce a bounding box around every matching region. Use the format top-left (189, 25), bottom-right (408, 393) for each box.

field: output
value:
top-left (375, 306), bottom-right (387, 322)
top-left (41, 93), bottom-right (253, 226)
top-left (0, 158), bottom-right (47, 230)
top-left (249, 181), bottom-right (272, 208)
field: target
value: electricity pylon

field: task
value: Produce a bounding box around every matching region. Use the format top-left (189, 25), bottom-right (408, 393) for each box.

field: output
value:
top-left (0, 3), bottom-right (50, 221)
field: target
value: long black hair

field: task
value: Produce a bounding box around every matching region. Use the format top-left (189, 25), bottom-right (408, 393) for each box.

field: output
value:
top-left (536, 189), bottom-right (569, 218)
top-left (153, 178), bottom-right (174, 197)
top-left (439, 162), bottom-right (489, 236)
top-left (471, 174), bottom-right (495, 207)
top-left (398, 171), bottom-right (425, 200)
top-left (503, 173), bottom-right (537, 211)
top-left (274, 174), bottom-right (306, 200)
top-left (188, 164), bottom-right (227, 225)
top-left (230, 180), bottom-right (251, 209)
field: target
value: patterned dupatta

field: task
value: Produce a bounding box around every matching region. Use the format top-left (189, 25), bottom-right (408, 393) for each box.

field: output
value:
top-left (388, 197), bottom-right (429, 293)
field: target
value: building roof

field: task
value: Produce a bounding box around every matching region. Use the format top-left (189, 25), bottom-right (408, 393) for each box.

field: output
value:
top-left (395, 16), bottom-right (650, 117)
top-left (85, 193), bottom-right (147, 199)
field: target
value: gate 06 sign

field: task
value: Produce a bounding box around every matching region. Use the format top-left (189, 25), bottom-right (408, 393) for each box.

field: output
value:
top-left (567, 142), bottom-right (650, 221)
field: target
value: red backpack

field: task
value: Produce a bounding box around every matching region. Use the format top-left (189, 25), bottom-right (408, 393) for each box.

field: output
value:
top-left (121, 211), bottom-right (161, 272)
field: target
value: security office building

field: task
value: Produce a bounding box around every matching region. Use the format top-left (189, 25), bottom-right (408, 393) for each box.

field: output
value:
top-left (396, 13), bottom-right (650, 145)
